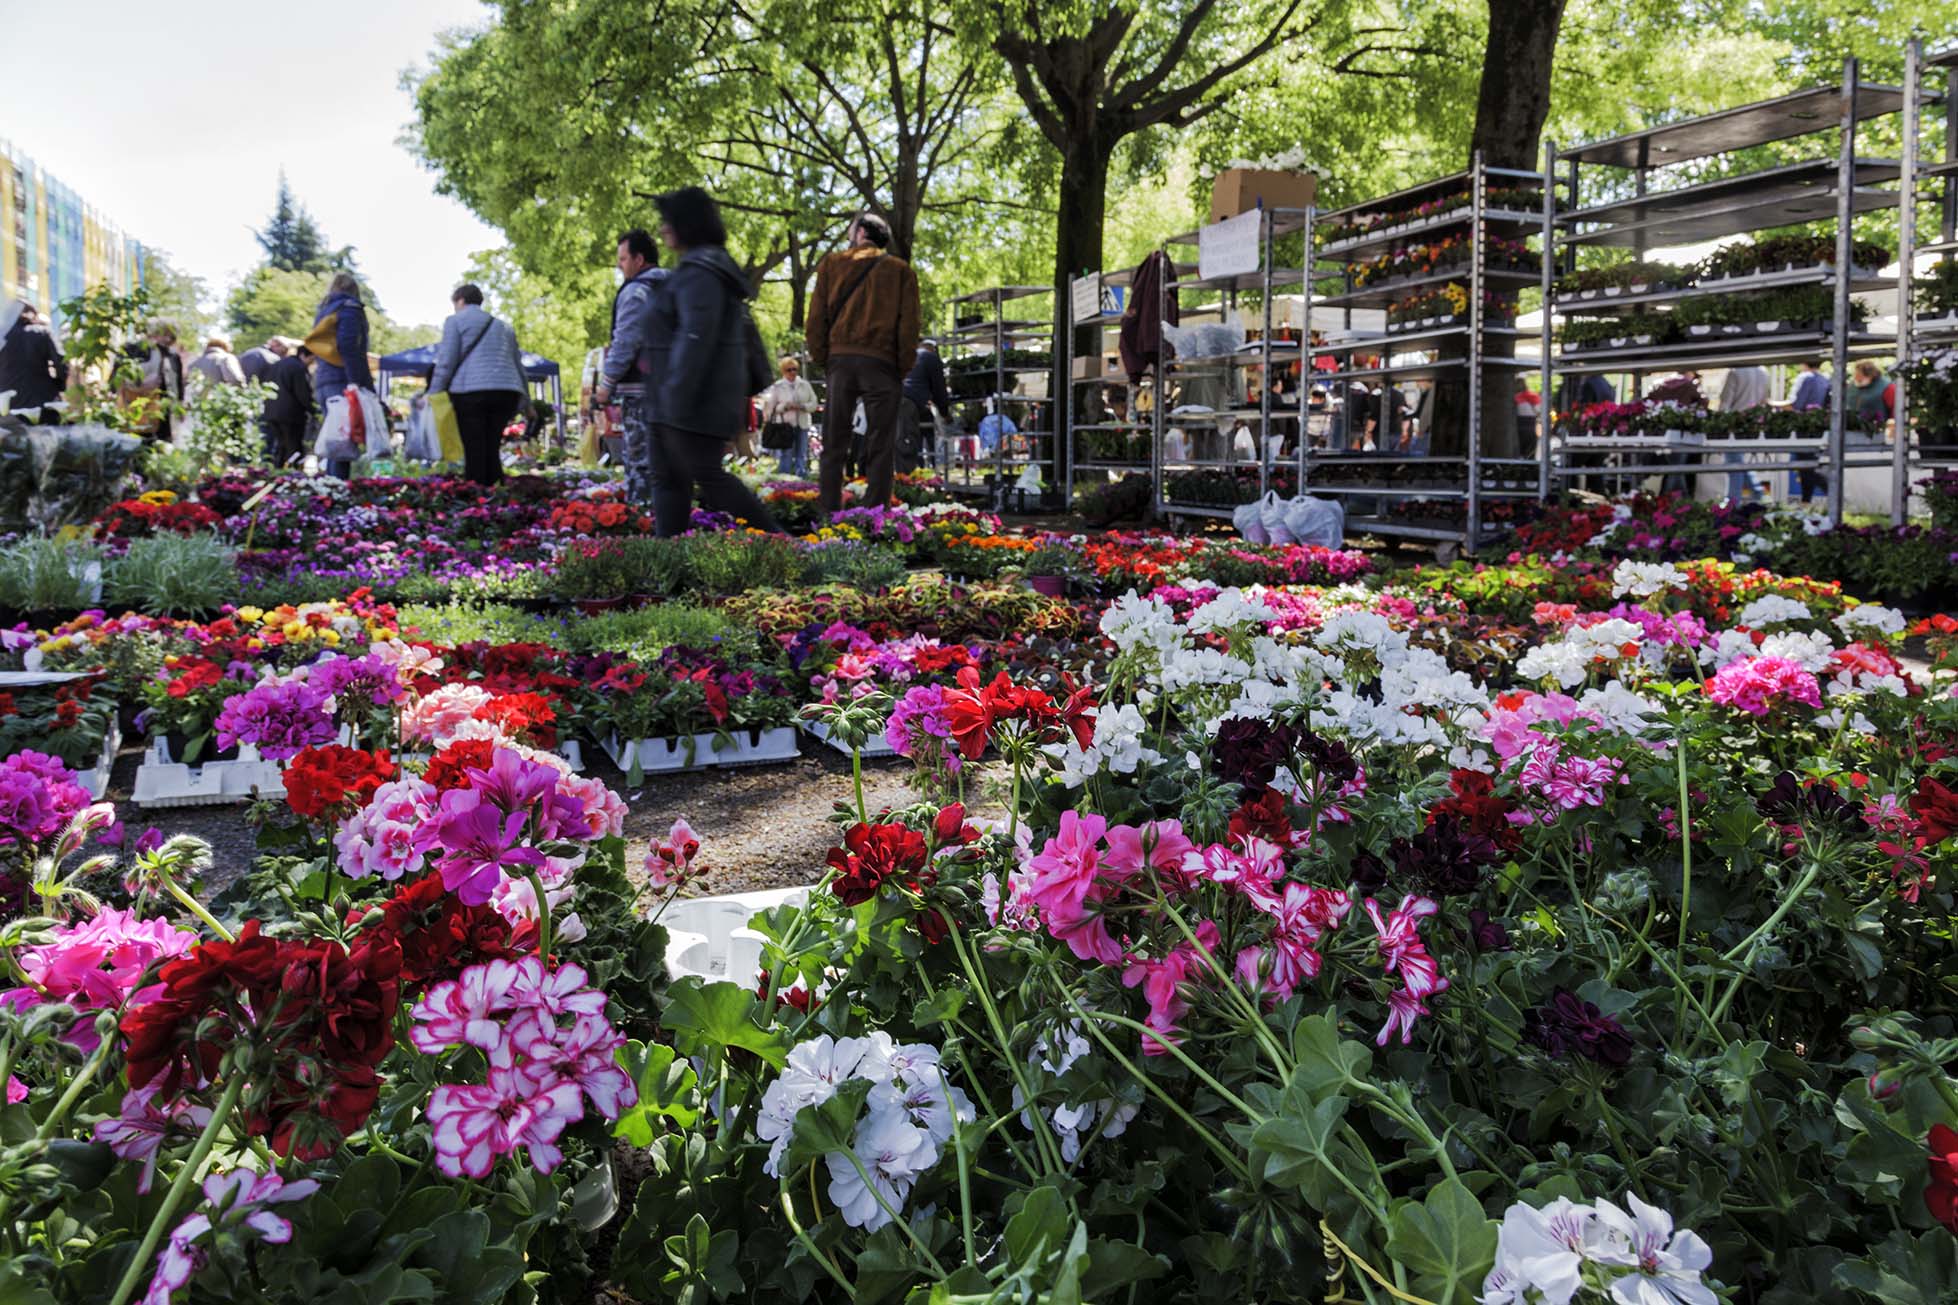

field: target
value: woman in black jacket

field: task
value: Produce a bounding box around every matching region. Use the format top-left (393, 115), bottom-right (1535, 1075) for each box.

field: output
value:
top-left (644, 187), bottom-right (782, 537)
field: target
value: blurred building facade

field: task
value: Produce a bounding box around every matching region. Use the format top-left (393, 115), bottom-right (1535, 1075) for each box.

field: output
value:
top-left (1, 137), bottom-right (147, 328)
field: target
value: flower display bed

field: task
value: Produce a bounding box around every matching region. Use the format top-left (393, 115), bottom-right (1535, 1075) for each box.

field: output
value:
top-left (14, 463), bottom-right (1958, 1305)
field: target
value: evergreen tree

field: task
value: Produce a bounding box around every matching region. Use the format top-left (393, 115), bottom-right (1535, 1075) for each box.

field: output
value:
top-left (255, 173), bottom-right (332, 274)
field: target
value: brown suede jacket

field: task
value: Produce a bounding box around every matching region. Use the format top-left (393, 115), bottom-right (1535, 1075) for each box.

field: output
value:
top-left (806, 246), bottom-right (921, 373)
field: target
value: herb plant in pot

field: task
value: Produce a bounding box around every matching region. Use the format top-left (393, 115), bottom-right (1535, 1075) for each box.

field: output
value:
top-left (550, 538), bottom-right (635, 613)
top-left (1018, 540), bottom-right (1080, 597)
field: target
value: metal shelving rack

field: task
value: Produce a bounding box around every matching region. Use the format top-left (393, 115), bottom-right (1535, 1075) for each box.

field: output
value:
top-left (1304, 155), bottom-right (1554, 556)
top-left (938, 285), bottom-right (1058, 510)
top-left (1545, 63), bottom-right (1908, 526)
top-left (1062, 267), bottom-right (1150, 509)
top-left (1156, 207), bottom-right (1312, 523)
top-left (1897, 39), bottom-right (1958, 516)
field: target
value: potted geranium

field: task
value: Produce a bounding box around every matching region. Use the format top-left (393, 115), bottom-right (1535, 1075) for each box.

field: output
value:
top-left (138, 653), bottom-right (252, 764)
top-left (1018, 540), bottom-right (1082, 598)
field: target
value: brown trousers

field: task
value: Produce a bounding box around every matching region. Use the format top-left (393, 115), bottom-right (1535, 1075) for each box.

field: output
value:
top-left (819, 353), bottom-right (900, 514)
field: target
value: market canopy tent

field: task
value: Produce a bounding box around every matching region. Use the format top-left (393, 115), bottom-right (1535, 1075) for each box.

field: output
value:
top-left (377, 344), bottom-right (566, 446)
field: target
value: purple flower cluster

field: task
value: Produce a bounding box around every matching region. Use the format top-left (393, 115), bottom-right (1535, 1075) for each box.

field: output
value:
top-left (212, 678), bottom-right (337, 761)
top-left (307, 654), bottom-right (407, 707)
top-left (0, 751), bottom-right (93, 847)
top-left (886, 684), bottom-right (959, 774)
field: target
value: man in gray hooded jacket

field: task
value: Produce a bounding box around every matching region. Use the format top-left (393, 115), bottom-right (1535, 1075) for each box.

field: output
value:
top-left (593, 228), bottom-right (665, 504)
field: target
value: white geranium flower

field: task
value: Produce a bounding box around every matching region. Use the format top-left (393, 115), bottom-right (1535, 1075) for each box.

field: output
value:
top-left (1480, 1197), bottom-right (1592, 1305)
top-left (1611, 559), bottom-right (1686, 599)
top-left (1578, 681), bottom-right (1660, 736)
top-left (1517, 641), bottom-right (1591, 690)
top-left (1186, 587), bottom-right (1274, 633)
top-left (1737, 595), bottom-right (1812, 628)
top-left (758, 1034), bottom-right (874, 1175)
top-left (1835, 605), bottom-right (1906, 638)
top-left (1586, 1193), bottom-right (1717, 1305)
top-left (825, 1107), bottom-right (934, 1231)
top-left (1757, 629), bottom-right (1834, 673)
top-left (1701, 629), bottom-right (1761, 670)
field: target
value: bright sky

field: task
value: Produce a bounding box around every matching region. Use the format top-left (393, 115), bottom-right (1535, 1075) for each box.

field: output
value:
top-left (0, 0), bottom-right (504, 329)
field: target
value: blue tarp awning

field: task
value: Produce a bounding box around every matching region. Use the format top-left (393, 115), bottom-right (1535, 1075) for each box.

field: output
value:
top-left (377, 343), bottom-right (561, 381)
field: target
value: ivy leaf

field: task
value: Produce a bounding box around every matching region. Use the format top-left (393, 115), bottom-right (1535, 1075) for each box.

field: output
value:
top-left (1005, 1185), bottom-right (1071, 1266)
top-left (1289, 1012), bottom-right (1372, 1102)
top-left (613, 1040), bottom-right (702, 1143)
top-left (1250, 1091), bottom-right (1351, 1207)
top-left (1384, 1178), bottom-right (1498, 1305)
top-left (661, 977), bottom-right (790, 1068)
top-left (662, 1212), bottom-right (743, 1305)
top-left (784, 1079), bottom-right (872, 1172)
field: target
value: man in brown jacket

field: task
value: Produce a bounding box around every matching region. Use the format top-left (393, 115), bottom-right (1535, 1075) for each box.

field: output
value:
top-left (807, 212), bottom-right (920, 513)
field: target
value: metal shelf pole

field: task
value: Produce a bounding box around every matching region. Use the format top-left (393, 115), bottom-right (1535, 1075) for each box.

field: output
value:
top-left (1541, 140), bottom-right (1559, 502)
top-left (1896, 38), bottom-right (1921, 525)
top-left (1826, 56), bottom-right (1859, 526)
top-left (1467, 151), bottom-right (1486, 554)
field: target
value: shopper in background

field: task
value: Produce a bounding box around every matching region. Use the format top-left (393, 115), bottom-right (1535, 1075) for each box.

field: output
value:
top-left (642, 186), bottom-right (783, 536)
top-left (900, 337), bottom-right (954, 473)
top-left (308, 273), bottom-right (373, 477)
top-left (808, 211), bottom-right (920, 514)
top-left (1847, 359), bottom-right (1891, 430)
top-left (1648, 370), bottom-right (1704, 494)
top-left (1789, 359), bottom-right (1830, 502)
top-left (593, 228), bottom-right (666, 505)
top-left (0, 300), bottom-right (69, 423)
top-left (760, 356), bottom-right (817, 477)
top-left (1718, 364), bottom-right (1770, 502)
top-left (186, 335), bottom-right (246, 392)
top-left (429, 282), bottom-right (531, 488)
top-left (140, 321), bottom-right (187, 441)
top-left (239, 336), bottom-right (286, 383)
top-left (260, 344), bottom-right (315, 467)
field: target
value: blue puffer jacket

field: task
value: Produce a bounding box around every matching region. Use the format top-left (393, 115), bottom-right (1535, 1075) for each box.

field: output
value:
top-left (646, 247), bottom-right (750, 437)
top-left (311, 291), bottom-right (373, 396)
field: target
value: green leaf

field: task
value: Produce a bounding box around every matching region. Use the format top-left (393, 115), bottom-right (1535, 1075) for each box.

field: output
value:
top-left (1082, 1238), bottom-right (1170, 1295)
top-left (1835, 1229), bottom-right (1958, 1304)
top-left (912, 986), bottom-right (967, 1027)
top-left (784, 1079), bottom-right (873, 1171)
top-left (1005, 1185), bottom-right (1071, 1266)
top-left (1384, 1179), bottom-right (1498, 1305)
top-left (613, 1040), bottom-right (703, 1143)
top-left (662, 977), bottom-right (791, 1068)
top-left (1289, 1011), bottom-right (1372, 1102)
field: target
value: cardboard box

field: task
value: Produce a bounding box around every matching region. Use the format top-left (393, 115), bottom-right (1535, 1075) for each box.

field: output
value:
top-left (1071, 355), bottom-right (1116, 380)
top-left (1209, 168), bottom-right (1317, 225)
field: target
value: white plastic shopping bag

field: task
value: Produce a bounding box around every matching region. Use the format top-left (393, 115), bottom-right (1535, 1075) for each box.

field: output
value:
top-left (1232, 495), bottom-right (1269, 544)
top-left (1259, 490), bottom-right (1296, 545)
top-left (1281, 494), bottom-right (1346, 548)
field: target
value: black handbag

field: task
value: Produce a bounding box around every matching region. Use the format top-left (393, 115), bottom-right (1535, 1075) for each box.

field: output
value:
top-left (761, 420), bottom-right (798, 450)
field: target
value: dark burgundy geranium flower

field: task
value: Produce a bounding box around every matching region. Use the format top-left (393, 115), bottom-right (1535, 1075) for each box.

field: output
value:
top-left (1389, 813), bottom-right (1502, 898)
top-left (1524, 989), bottom-right (1633, 1068)
top-left (1757, 770), bottom-right (1865, 836)
top-left (1466, 909), bottom-right (1512, 953)
top-left (1213, 717), bottom-right (1299, 791)
top-left (827, 821), bottom-right (930, 907)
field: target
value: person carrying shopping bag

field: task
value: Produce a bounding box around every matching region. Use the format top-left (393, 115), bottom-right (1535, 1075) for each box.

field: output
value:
top-left (429, 283), bottom-right (531, 487)
top-left (305, 273), bottom-right (375, 478)
top-left (760, 356), bottom-right (817, 476)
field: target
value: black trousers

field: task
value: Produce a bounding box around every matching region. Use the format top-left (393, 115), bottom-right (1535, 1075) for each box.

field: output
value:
top-left (261, 417), bottom-right (306, 467)
top-left (451, 390), bottom-right (521, 486)
top-left (650, 423), bottom-right (785, 537)
top-left (819, 354), bottom-right (900, 514)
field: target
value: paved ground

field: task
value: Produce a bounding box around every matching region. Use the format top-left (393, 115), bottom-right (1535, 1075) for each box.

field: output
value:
top-left (112, 732), bottom-right (992, 900)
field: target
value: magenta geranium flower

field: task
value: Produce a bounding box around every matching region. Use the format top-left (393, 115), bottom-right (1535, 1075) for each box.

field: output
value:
top-left (5, 908), bottom-right (196, 1050)
top-left (1704, 655), bottom-right (1822, 717)
top-left (212, 677), bottom-right (336, 760)
top-left (424, 792), bottom-right (547, 905)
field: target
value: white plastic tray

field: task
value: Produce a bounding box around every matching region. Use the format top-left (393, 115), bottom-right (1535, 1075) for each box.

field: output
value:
top-left (70, 715), bottom-right (122, 800)
top-left (798, 719), bottom-right (897, 758)
top-left (660, 885), bottom-right (813, 982)
top-left (132, 737), bottom-right (284, 808)
top-left (601, 727), bottom-right (800, 774)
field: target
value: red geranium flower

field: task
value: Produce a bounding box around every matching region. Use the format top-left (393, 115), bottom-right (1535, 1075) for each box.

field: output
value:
top-left (358, 872), bottom-right (536, 990)
top-left (471, 691), bottom-right (558, 747)
top-left (283, 746), bottom-right (396, 821)
top-left (164, 658), bottom-right (224, 699)
top-left (827, 821), bottom-right (929, 906)
top-left (425, 738), bottom-right (498, 791)
top-left (943, 668), bottom-right (1059, 759)
top-left (1927, 1124), bottom-right (1958, 1235)
top-left (1910, 777), bottom-right (1958, 845)
top-left (120, 921), bottom-right (401, 1158)
top-left (1429, 769), bottom-right (1522, 852)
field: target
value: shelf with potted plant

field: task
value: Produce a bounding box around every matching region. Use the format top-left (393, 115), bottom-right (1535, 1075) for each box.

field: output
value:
top-left (1300, 154), bottom-right (1557, 558)
top-left (1151, 207), bottom-right (1314, 520)
top-left (940, 286), bottom-right (1060, 512)
top-left (1546, 62), bottom-right (1909, 521)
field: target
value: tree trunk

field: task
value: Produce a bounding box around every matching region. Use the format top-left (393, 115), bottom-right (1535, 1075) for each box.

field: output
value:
top-left (1431, 0), bottom-right (1568, 463)
top-left (888, 160), bottom-right (921, 263)
top-left (1470, 0), bottom-right (1567, 167)
top-left (788, 230), bottom-right (806, 333)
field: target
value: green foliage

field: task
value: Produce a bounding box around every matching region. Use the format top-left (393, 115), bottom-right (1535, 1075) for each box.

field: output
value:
top-left (800, 539), bottom-right (909, 590)
top-left (561, 603), bottom-right (740, 660)
top-left (256, 172), bottom-right (344, 275)
top-left (0, 536), bottom-right (101, 611)
top-left (184, 379), bottom-right (276, 473)
top-left (393, 602), bottom-right (561, 646)
top-left (53, 282), bottom-right (157, 432)
top-left (103, 532), bottom-right (240, 615)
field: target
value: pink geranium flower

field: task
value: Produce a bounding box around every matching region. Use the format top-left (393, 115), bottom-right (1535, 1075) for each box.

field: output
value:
top-left (1704, 655), bottom-right (1822, 717)
top-left (94, 1083), bottom-right (214, 1194)
top-left (1121, 920), bottom-right (1221, 1054)
top-left (424, 792), bottom-right (547, 905)
top-left (5, 908), bottom-right (195, 1049)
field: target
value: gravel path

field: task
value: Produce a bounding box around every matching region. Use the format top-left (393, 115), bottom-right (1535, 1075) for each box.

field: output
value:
top-left (109, 733), bottom-right (996, 900)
